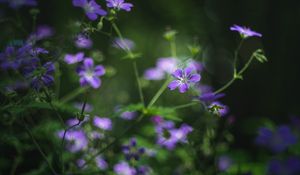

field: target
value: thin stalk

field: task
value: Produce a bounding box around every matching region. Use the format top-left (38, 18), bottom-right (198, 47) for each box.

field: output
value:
top-left (147, 78), bottom-right (170, 109)
top-left (233, 39), bottom-right (244, 74)
top-left (133, 61), bottom-right (145, 106)
top-left (170, 39), bottom-right (177, 58)
top-left (60, 87), bottom-right (88, 103)
top-left (172, 102), bottom-right (198, 110)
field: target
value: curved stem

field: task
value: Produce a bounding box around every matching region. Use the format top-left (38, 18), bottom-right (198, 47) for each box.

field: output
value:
top-left (172, 102), bottom-right (199, 110)
top-left (60, 87), bottom-right (89, 103)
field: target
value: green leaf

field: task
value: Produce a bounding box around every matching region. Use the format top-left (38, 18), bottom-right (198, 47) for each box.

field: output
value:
top-left (147, 106), bottom-right (182, 121)
top-left (253, 49), bottom-right (268, 63)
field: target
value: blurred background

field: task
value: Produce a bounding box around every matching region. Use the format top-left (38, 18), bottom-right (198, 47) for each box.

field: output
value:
top-left (1, 0), bottom-right (300, 174)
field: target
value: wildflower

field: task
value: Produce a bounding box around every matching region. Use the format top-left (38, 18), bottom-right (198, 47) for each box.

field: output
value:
top-left (0, 0), bottom-right (37, 9)
top-left (187, 59), bottom-right (204, 72)
top-left (95, 156), bottom-right (108, 170)
top-left (77, 58), bottom-right (105, 88)
top-left (208, 101), bottom-right (229, 117)
top-left (156, 57), bottom-right (178, 74)
top-left (168, 67), bottom-right (201, 93)
top-left (267, 157), bottom-right (300, 175)
top-left (72, 0), bottom-right (107, 21)
top-left (120, 111), bottom-right (137, 120)
top-left (64, 52), bottom-right (85, 64)
top-left (93, 116), bottom-right (112, 130)
top-left (218, 156), bottom-right (233, 171)
top-left (122, 138), bottom-right (145, 161)
top-left (255, 125), bottom-right (297, 152)
top-left (155, 119), bottom-right (193, 150)
top-left (230, 25), bottom-right (262, 38)
top-left (199, 92), bottom-right (225, 104)
top-left (0, 45), bottom-right (32, 70)
top-left (106, 0), bottom-right (133, 12)
top-left (29, 62), bottom-right (56, 91)
top-left (27, 25), bottom-right (54, 43)
top-left (143, 68), bottom-right (165, 80)
top-left (75, 34), bottom-right (93, 49)
top-left (113, 38), bottom-right (135, 51)
top-left (114, 161), bottom-right (136, 175)
top-left (57, 130), bottom-right (88, 152)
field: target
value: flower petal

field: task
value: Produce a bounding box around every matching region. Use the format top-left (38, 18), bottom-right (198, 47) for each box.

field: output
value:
top-left (83, 58), bottom-right (94, 69)
top-left (94, 65), bottom-right (105, 76)
top-left (168, 80), bottom-right (180, 90)
top-left (178, 83), bottom-right (188, 93)
top-left (188, 74), bottom-right (201, 83)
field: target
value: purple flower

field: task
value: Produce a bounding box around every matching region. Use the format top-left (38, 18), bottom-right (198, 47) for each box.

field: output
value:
top-left (155, 120), bottom-right (193, 150)
top-left (95, 156), bottom-right (108, 170)
top-left (143, 68), bottom-right (165, 80)
top-left (187, 59), bottom-right (204, 72)
top-left (114, 162), bottom-right (136, 175)
top-left (75, 34), bottom-right (93, 49)
top-left (93, 116), bottom-right (112, 130)
top-left (0, 0), bottom-right (37, 9)
top-left (57, 130), bottom-right (88, 152)
top-left (0, 45), bottom-right (32, 70)
top-left (230, 25), bottom-right (262, 38)
top-left (77, 58), bottom-right (105, 88)
top-left (156, 57), bottom-right (178, 74)
top-left (255, 125), bottom-right (297, 153)
top-left (27, 25), bottom-right (54, 43)
top-left (122, 138), bottom-right (145, 161)
top-left (199, 92), bottom-right (225, 104)
top-left (64, 52), bottom-right (85, 64)
top-left (120, 111), bottom-right (137, 120)
top-left (29, 62), bottom-right (55, 91)
top-left (208, 101), bottom-right (229, 117)
top-left (268, 157), bottom-right (300, 175)
top-left (168, 67), bottom-right (201, 93)
top-left (218, 156), bottom-right (233, 171)
top-left (106, 0), bottom-right (133, 12)
top-left (72, 0), bottom-right (107, 21)
top-left (113, 38), bottom-right (135, 51)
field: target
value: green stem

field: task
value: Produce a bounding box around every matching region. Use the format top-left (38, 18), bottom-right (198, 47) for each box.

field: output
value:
top-left (133, 61), bottom-right (145, 106)
top-left (214, 52), bottom-right (256, 94)
top-left (233, 39), bottom-right (244, 74)
top-left (172, 102), bottom-right (198, 110)
top-left (55, 62), bottom-right (61, 99)
top-left (111, 22), bottom-right (134, 57)
top-left (147, 78), bottom-right (170, 109)
top-left (60, 87), bottom-right (89, 103)
top-left (170, 39), bottom-right (177, 58)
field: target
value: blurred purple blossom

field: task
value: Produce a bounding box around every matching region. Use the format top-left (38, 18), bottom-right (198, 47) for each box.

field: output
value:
top-left (143, 68), bottom-right (165, 80)
top-left (155, 119), bottom-right (193, 150)
top-left (199, 92), bottom-right (225, 104)
top-left (64, 52), bottom-right (85, 64)
top-left (0, 45), bottom-right (32, 70)
top-left (113, 38), bottom-right (135, 51)
top-left (29, 62), bottom-right (56, 91)
top-left (106, 0), bottom-right (133, 12)
top-left (268, 157), bottom-right (300, 175)
top-left (114, 161), bottom-right (136, 175)
top-left (144, 57), bottom-right (178, 80)
top-left (95, 156), bottom-right (108, 170)
top-left (218, 156), bottom-right (233, 171)
top-left (57, 130), bottom-right (88, 152)
top-left (168, 67), bottom-right (201, 93)
top-left (255, 125), bottom-right (297, 153)
top-left (74, 102), bottom-right (93, 112)
top-left (230, 25), bottom-right (262, 38)
top-left (75, 34), bottom-right (93, 49)
top-left (120, 111), bottom-right (137, 120)
top-left (93, 116), bottom-right (112, 130)
top-left (0, 0), bottom-right (37, 9)
top-left (72, 0), bottom-right (107, 21)
top-left (77, 58), bottom-right (105, 88)
top-left (28, 25), bottom-right (54, 43)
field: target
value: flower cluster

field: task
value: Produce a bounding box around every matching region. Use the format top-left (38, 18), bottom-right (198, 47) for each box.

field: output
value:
top-left (153, 116), bottom-right (193, 150)
top-left (72, 0), bottom-right (133, 21)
